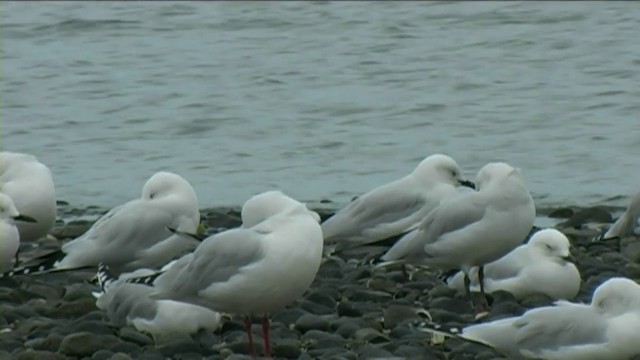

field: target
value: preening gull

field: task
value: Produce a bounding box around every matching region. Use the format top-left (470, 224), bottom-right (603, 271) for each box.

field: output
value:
top-left (446, 228), bottom-right (581, 301)
top-left (420, 277), bottom-right (640, 360)
top-left (2, 171), bottom-right (201, 277)
top-left (321, 154), bottom-right (475, 249)
top-left (381, 162), bottom-right (536, 311)
top-left (94, 264), bottom-right (222, 343)
top-left (0, 151), bottom-right (56, 242)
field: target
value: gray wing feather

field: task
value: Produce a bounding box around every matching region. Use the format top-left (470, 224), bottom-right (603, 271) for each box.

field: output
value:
top-left (322, 181), bottom-right (425, 241)
top-left (61, 201), bottom-right (176, 268)
top-left (154, 228), bottom-right (265, 299)
top-left (513, 305), bottom-right (608, 353)
top-left (383, 194), bottom-right (487, 261)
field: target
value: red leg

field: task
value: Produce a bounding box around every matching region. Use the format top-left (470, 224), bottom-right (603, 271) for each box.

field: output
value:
top-left (244, 315), bottom-right (256, 358)
top-left (262, 314), bottom-right (271, 358)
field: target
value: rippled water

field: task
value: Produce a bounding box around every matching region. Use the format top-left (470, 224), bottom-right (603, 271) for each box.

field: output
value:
top-left (3, 2), bottom-right (639, 208)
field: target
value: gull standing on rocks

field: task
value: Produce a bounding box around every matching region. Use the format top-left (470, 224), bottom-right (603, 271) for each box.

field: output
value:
top-left (321, 154), bottom-right (475, 249)
top-left (0, 151), bottom-right (57, 242)
top-left (420, 277), bottom-right (640, 360)
top-left (136, 191), bottom-right (323, 358)
top-left (446, 228), bottom-right (581, 301)
top-left (381, 162), bottom-right (536, 311)
top-left (1, 171), bottom-right (201, 277)
top-left (0, 194), bottom-right (37, 272)
top-left (599, 189), bottom-right (640, 240)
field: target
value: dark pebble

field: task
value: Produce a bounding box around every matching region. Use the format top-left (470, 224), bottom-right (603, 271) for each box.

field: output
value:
top-left (336, 301), bottom-right (362, 317)
top-left (118, 327), bottom-right (154, 346)
top-left (24, 333), bottom-right (64, 352)
top-left (90, 349), bottom-right (114, 360)
top-left (0, 338), bottom-right (24, 353)
top-left (58, 332), bottom-right (123, 357)
top-left (298, 299), bottom-right (333, 315)
top-left (155, 338), bottom-right (200, 357)
top-left (270, 308), bottom-right (306, 326)
top-left (295, 314), bottom-right (332, 333)
top-left (301, 330), bottom-right (346, 350)
top-left (110, 353), bottom-right (135, 360)
top-left (109, 341), bottom-right (141, 355)
top-left (305, 290), bottom-right (337, 309)
top-left (14, 349), bottom-right (67, 360)
top-left (356, 343), bottom-right (394, 358)
top-left (352, 328), bottom-right (389, 344)
top-left (272, 338), bottom-right (301, 358)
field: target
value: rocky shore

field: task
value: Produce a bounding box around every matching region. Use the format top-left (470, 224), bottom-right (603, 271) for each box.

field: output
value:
top-left (0, 202), bottom-right (638, 360)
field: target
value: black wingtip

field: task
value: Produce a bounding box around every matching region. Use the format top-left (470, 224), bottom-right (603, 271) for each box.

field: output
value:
top-left (0, 249), bottom-right (66, 278)
top-left (97, 263), bottom-right (117, 291)
top-left (124, 271), bottom-right (163, 286)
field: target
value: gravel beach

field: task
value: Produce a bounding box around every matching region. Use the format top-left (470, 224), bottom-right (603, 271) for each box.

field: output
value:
top-left (1, 201), bottom-right (638, 360)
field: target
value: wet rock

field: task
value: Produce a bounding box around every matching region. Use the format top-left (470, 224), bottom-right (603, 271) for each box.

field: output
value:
top-left (110, 353), bottom-right (134, 360)
top-left (90, 349), bottom-right (115, 360)
top-left (155, 338), bottom-right (201, 357)
top-left (14, 350), bottom-right (67, 360)
top-left (0, 338), bottom-right (24, 353)
top-left (352, 328), bottom-right (389, 344)
top-left (305, 290), bottom-right (337, 309)
top-left (301, 329), bottom-right (346, 350)
top-left (336, 301), bottom-right (362, 317)
top-left (270, 308), bottom-right (306, 326)
top-left (118, 327), bottom-right (154, 346)
top-left (45, 298), bottom-right (97, 318)
top-left (58, 332), bottom-right (123, 357)
top-left (62, 283), bottom-right (95, 302)
top-left (272, 338), bottom-right (301, 358)
top-left (298, 300), bottom-right (333, 315)
top-left (356, 343), bottom-right (394, 358)
top-left (24, 333), bottom-right (64, 351)
top-left (295, 314), bottom-right (331, 333)
top-left (109, 341), bottom-right (141, 354)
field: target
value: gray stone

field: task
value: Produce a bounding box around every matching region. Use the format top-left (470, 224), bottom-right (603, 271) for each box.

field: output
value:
top-left (156, 338), bottom-right (201, 357)
top-left (301, 330), bottom-right (345, 350)
top-left (0, 338), bottom-right (23, 353)
top-left (15, 350), bottom-right (66, 360)
top-left (90, 349), bottom-right (115, 360)
top-left (336, 301), bottom-right (362, 317)
top-left (58, 331), bottom-right (123, 357)
top-left (272, 338), bottom-right (301, 358)
top-left (118, 327), bottom-right (153, 346)
top-left (356, 343), bottom-right (394, 358)
top-left (110, 353), bottom-right (134, 360)
top-left (298, 299), bottom-right (333, 315)
top-left (352, 328), bottom-right (389, 344)
top-left (294, 314), bottom-right (331, 333)
top-left (24, 334), bottom-right (64, 352)
top-left (109, 341), bottom-right (141, 354)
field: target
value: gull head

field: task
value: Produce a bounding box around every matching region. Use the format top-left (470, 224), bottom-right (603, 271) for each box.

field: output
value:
top-left (529, 228), bottom-right (572, 262)
top-left (142, 172), bottom-right (198, 203)
top-left (413, 154), bottom-right (474, 189)
top-left (241, 190), bottom-right (319, 227)
top-left (474, 162), bottom-right (524, 191)
top-left (591, 277), bottom-right (640, 316)
top-left (0, 193), bottom-right (37, 223)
